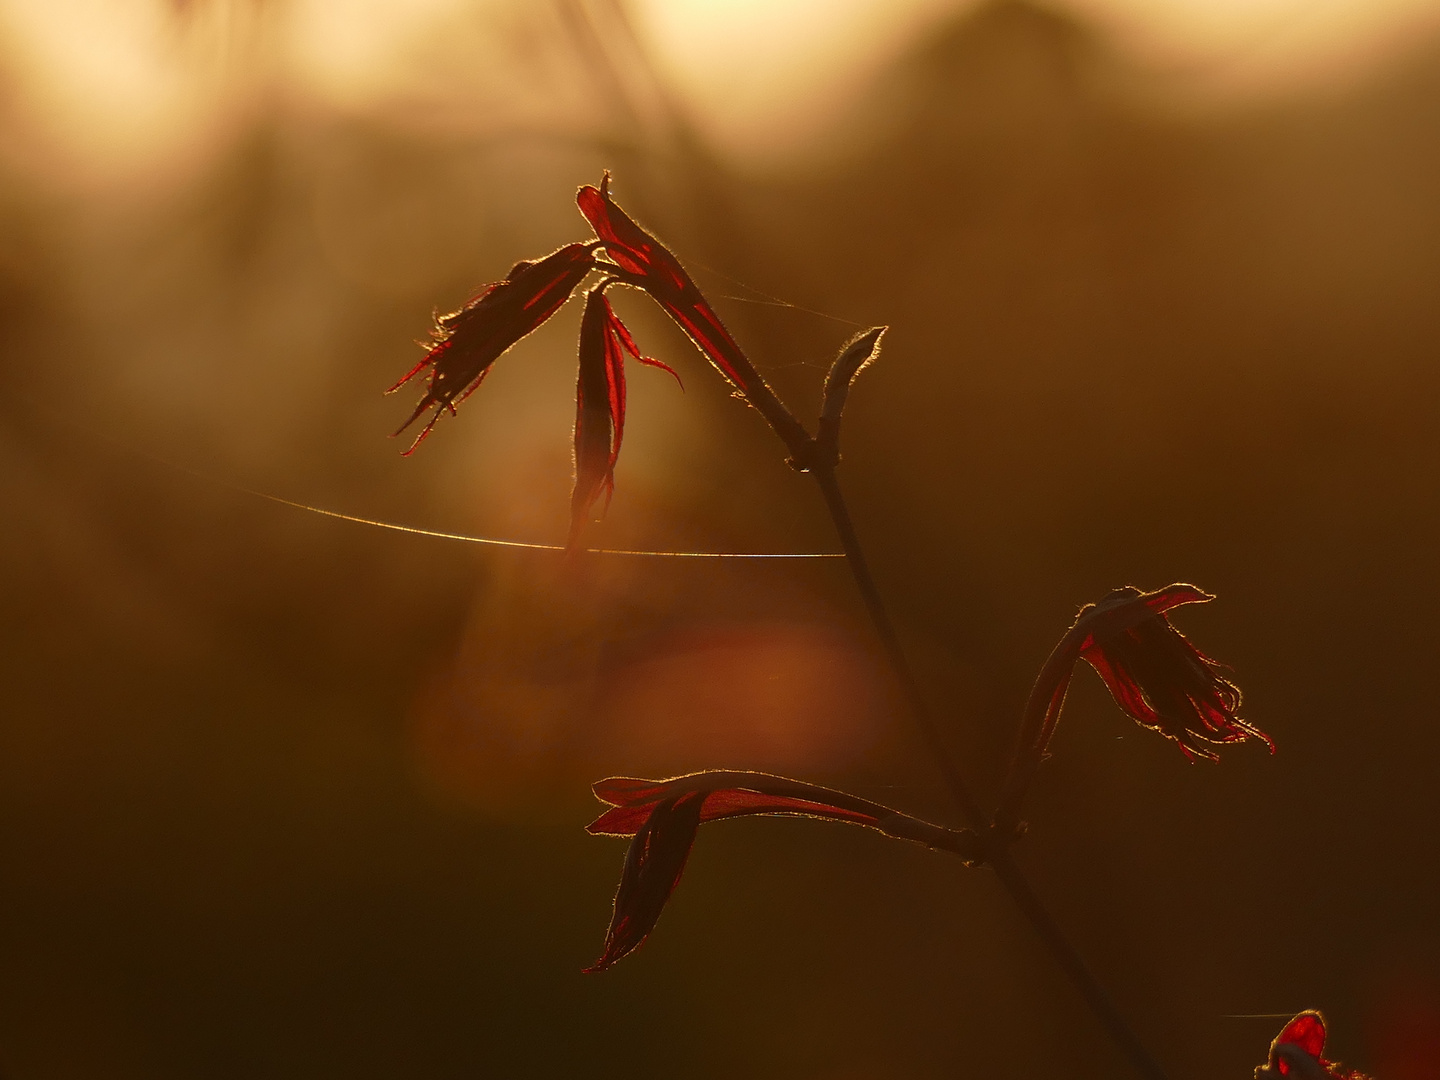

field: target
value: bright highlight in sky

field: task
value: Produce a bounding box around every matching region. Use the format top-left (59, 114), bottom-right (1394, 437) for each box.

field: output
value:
top-left (1, 0), bottom-right (1437, 181)
top-left (629, 0), bottom-right (1440, 161)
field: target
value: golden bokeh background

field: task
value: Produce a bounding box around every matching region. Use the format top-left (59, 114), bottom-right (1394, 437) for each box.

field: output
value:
top-left (1, 0), bottom-right (1439, 1076)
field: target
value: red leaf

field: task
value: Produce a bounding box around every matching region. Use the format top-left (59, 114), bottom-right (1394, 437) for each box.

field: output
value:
top-left (1075, 585), bottom-right (1273, 758)
top-left (1001, 583), bottom-right (1275, 826)
top-left (1278, 1013), bottom-right (1329, 1063)
top-left (588, 772), bottom-right (890, 828)
top-left (567, 288), bottom-right (684, 550)
top-left (390, 243), bottom-right (596, 452)
top-left (576, 175), bottom-right (686, 292)
top-left (1262, 1011), bottom-right (1370, 1080)
top-left (584, 771), bottom-right (982, 971)
top-left (1082, 641), bottom-right (1168, 737)
top-left (604, 294), bottom-right (683, 388)
top-left (576, 174), bottom-right (757, 398)
top-left (584, 791), bottom-right (705, 973)
top-left (569, 288), bottom-right (625, 548)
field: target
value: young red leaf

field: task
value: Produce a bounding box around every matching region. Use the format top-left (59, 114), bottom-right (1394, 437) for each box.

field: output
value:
top-left (568, 287), bottom-right (682, 550)
top-left (389, 242), bottom-right (596, 452)
top-left (1278, 1012), bottom-right (1330, 1065)
top-left (575, 174), bottom-right (811, 457)
top-left (999, 584), bottom-right (1272, 829)
top-left (584, 771), bottom-right (983, 972)
top-left (584, 791), bottom-right (705, 974)
top-left (1076, 585), bottom-right (1273, 761)
top-left (569, 287), bottom-right (625, 549)
top-left (1255, 1011), bottom-right (1371, 1080)
top-left (576, 174), bottom-right (689, 293)
top-left (604, 293), bottom-right (682, 387)
top-left (576, 175), bottom-right (748, 387)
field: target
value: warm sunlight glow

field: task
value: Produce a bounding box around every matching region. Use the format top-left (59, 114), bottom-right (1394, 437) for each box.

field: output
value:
top-left (0, 0), bottom-right (250, 181)
top-left (629, 0), bottom-right (1440, 161)
top-left (1073, 0), bottom-right (1440, 91)
top-left (630, 0), bottom-right (970, 160)
top-left (4, 0), bottom-right (1434, 178)
top-left (283, 0), bottom-right (473, 109)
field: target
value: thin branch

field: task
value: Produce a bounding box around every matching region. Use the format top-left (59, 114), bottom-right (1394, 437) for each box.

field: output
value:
top-left (808, 463), bottom-right (990, 828)
top-left (810, 462), bottom-right (1169, 1080)
top-left (748, 331), bottom-right (1163, 1080)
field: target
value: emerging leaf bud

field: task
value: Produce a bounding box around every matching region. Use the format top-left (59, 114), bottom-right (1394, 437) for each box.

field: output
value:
top-left (1254, 1011), bottom-right (1371, 1080)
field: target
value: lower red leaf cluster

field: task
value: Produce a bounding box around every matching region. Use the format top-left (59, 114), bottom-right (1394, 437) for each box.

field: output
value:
top-left (584, 771), bottom-right (981, 972)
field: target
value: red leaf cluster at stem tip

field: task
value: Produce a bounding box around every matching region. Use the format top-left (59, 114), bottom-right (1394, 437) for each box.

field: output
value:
top-left (1045, 585), bottom-right (1271, 764)
top-left (999, 583), bottom-right (1272, 830)
top-left (1077, 585), bottom-right (1273, 759)
top-left (583, 772), bottom-right (983, 973)
top-left (391, 172), bottom-right (795, 548)
top-left (1255, 1011), bottom-right (1371, 1080)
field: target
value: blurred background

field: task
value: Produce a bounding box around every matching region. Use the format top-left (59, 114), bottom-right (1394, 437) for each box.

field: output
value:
top-left (2, 0), bottom-right (1439, 1076)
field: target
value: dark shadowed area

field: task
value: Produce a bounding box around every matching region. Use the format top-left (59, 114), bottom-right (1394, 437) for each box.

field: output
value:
top-left (1, 1), bottom-right (1438, 1077)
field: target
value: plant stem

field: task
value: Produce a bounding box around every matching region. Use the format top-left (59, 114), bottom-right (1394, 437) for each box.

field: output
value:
top-left (985, 853), bottom-right (1169, 1080)
top-left (809, 465), bottom-right (987, 826)
top-left (809, 463), bottom-right (1169, 1080)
